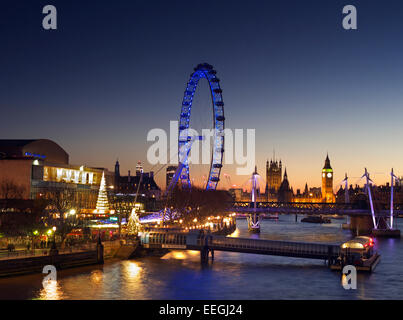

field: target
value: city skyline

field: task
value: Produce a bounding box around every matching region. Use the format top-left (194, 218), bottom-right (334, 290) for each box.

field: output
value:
top-left (2, 0), bottom-right (403, 303)
top-left (100, 151), bottom-right (398, 193)
top-left (1, 1), bottom-right (403, 190)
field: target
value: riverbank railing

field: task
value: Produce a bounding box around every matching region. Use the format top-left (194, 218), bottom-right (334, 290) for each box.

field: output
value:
top-left (0, 243), bottom-right (98, 261)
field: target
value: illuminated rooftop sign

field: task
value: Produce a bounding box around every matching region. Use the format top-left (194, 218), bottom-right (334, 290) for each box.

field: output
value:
top-left (25, 152), bottom-right (46, 159)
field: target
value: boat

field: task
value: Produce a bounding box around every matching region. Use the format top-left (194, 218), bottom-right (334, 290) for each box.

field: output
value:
top-left (301, 215), bottom-right (331, 224)
top-left (330, 236), bottom-right (381, 272)
top-left (261, 214), bottom-right (279, 220)
top-left (323, 214), bottom-right (345, 220)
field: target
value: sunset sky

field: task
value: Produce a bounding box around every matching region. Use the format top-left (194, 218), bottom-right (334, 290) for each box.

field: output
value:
top-left (1, 0), bottom-right (403, 191)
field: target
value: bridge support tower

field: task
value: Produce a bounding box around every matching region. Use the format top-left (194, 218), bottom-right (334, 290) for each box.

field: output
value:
top-left (346, 216), bottom-right (374, 236)
top-left (200, 247), bottom-right (209, 264)
top-left (200, 235), bottom-right (215, 264)
top-left (248, 166), bottom-right (261, 233)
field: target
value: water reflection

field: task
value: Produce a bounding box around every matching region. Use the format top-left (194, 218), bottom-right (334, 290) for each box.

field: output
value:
top-left (91, 270), bottom-right (103, 284)
top-left (228, 228), bottom-right (240, 237)
top-left (39, 280), bottom-right (63, 300)
top-left (162, 250), bottom-right (199, 260)
top-left (125, 261), bottom-right (142, 278)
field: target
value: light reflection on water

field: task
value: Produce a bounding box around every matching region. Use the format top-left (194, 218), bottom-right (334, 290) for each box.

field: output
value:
top-left (162, 250), bottom-right (199, 260)
top-left (228, 228), bottom-right (240, 237)
top-left (39, 280), bottom-right (63, 300)
top-left (0, 216), bottom-right (402, 299)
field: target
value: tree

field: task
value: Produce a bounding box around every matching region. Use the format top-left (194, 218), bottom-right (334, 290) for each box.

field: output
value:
top-left (0, 179), bottom-right (25, 199)
top-left (165, 187), bottom-right (232, 225)
top-left (0, 199), bottom-right (49, 248)
top-left (0, 180), bottom-right (49, 247)
top-left (127, 208), bottom-right (142, 235)
top-left (42, 187), bottom-right (85, 246)
top-left (110, 193), bottom-right (135, 237)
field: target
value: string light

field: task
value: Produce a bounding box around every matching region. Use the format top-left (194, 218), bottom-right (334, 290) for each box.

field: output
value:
top-left (96, 172), bottom-right (110, 214)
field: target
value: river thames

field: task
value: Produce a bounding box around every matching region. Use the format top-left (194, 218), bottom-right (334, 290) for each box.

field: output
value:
top-left (0, 216), bottom-right (402, 300)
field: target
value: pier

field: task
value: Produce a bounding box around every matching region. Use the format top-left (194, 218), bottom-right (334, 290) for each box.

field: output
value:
top-left (140, 231), bottom-right (341, 267)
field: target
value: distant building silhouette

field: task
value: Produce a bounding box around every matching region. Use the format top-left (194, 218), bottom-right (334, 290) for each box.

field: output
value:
top-left (336, 182), bottom-right (403, 210)
top-left (114, 161), bottom-right (160, 200)
top-left (265, 157), bottom-right (282, 201)
top-left (278, 168), bottom-right (293, 202)
top-left (232, 153), bottom-right (337, 204)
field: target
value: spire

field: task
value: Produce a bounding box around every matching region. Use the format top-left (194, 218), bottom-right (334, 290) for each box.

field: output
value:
top-left (115, 159), bottom-right (120, 176)
top-left (323, 153), bottom-right (332, 169)
top-left (114, 160), bottom-right (120, 190)
top-left (284, 168), bottom-right (288, 180)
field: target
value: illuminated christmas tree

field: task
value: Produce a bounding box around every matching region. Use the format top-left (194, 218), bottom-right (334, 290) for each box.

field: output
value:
top-left (127, 208), bottom-right (141, 235)
top-left (96, 171), bottom-right (109, 213)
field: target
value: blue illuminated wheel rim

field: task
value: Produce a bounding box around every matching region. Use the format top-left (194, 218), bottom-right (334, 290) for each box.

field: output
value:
top-left (178, 63), bottom-right (225, 190)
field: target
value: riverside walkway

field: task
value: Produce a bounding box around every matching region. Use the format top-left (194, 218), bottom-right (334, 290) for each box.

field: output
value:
top-left (0, 244), bottom-right (97, 261)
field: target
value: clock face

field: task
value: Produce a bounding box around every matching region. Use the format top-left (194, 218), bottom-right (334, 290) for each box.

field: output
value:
top-left (327, 173), bottom-right (332, 178)
top-left (322, 173), bottom-right (325, 178)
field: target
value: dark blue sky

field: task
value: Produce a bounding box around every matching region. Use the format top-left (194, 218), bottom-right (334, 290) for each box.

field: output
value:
top-left (1, 0), bottom-right (403, 190)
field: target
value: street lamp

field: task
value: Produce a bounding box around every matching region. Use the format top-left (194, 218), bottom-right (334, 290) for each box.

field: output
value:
top-left (51, 226), bottom-right (57, 249)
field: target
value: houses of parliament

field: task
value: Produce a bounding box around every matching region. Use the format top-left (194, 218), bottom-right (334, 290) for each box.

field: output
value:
top-left (231, 154), bottom-right (335, 203)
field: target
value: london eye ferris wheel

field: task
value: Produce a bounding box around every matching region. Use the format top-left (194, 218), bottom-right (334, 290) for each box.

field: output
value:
top-left (176, 63), bottom-right (225, 191)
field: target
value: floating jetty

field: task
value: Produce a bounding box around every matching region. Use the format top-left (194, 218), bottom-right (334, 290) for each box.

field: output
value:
top-left (330, 236), bottom-right (380, 272)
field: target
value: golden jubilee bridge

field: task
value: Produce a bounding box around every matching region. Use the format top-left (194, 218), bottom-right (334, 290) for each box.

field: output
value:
top-left (230, 168), bottom-right (402, 237)
top-left (231, 201), bottom-right (403, 216)
top-left (231, 200), bottom-right (402, 237)
top-left (139, 230), bottom-right (380, 272)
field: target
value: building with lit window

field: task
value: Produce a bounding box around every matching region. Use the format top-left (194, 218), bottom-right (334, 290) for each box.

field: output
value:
top-left (114, 160), bottom-right (161, 200)
top-left (0, 139), bottom-right (114, 210)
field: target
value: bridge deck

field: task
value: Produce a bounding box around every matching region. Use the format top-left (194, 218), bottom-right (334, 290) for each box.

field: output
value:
top-left (231, 201), bottom-right (403, 216)
top-left (141, 232), bottom-right (341, 260)
top-left (207, 235), bottom-right (340, 260)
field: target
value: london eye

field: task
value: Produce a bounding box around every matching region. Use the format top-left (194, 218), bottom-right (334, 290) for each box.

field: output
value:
top-left (176, 63), bottom-right (225, 191)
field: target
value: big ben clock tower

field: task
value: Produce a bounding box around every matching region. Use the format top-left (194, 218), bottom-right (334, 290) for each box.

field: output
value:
top-left (321, 154), bottom-right (335, 203)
